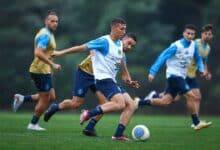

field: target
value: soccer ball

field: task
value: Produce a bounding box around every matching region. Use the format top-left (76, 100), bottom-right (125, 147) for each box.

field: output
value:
top-left (132, 125), bottom-right (150, 141)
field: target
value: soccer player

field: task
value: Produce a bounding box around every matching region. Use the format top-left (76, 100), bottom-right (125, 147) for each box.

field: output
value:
top-left (43, 33), bottom-right (139, 137)
top-left (44, 18), bottom-right (137, 141)
top-left (135, 24), bottom-right (211, 131)
top-left (13, 10), bottom-right (61, 131)
top-left (186, 24), bottom-right (213, 121)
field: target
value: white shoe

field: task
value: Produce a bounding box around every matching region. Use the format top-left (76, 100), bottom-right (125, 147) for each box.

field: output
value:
top-left (191, 123), bottom-right (195, 128)
top-left (27, 123), bottom-right (46, 131)
top-left (194, 121), bottom-right (212, 131)
top-left (134, 97), bottom-right (140, 109)
top-left (12, 94), bottom-right (24, 112)
top-left (144, 91), bottom-right (157, 100)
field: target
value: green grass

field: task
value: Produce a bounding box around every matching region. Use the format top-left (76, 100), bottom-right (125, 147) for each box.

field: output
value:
top-left (0, 112), bottom-right (219, 150)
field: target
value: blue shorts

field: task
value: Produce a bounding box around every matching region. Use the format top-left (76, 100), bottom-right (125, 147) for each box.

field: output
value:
top-left (185, 77), bottom-right (199, 89)
top-left (30, 73), bottom-right (53, 92)
top-left (95, 78), bottom-right (123, 100)
top-left (119, 86), bottom-right (126, 94)
top-left (165, 75), bottom-right (190, 98)
top-left (73, 68), bottom-right (96, 97)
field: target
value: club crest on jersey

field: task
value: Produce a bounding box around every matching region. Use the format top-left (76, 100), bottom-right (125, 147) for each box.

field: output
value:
top-left (118, 49), bottom-right (122, 55)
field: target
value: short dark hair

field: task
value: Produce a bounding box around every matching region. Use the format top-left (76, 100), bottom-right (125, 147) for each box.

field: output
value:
top-left (201, 24), bottom-right (213, 33)
top-left (124, 32), bottom-right (137, 42)
top-left (111, 17), bottom-right (126, 26)
top-left (45, 10), bottom-right (57, 19)
top-left (184, 24), bottom-right (197, 31)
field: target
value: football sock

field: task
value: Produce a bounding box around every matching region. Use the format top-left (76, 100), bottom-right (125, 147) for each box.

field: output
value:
top-left (31, 115), bottom-right (39, 124)
top-left (85, 119), bottom-right (97, 131)
top-left (114, 124), bottom-right (126, 137)
top-left (24, 95), bottom-right (33, 103)
top-left (138, 99), bottom-right (151, 106)
top-left (89, 106), bottom-right (103, 117)
top-left (52, 103), bottom-right (59, 112)
top-left (191, 114), bottom-right (200, 125)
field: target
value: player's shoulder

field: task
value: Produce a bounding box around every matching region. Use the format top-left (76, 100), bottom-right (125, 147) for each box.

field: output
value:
top-left (37, 27), bottom-right (52, 36)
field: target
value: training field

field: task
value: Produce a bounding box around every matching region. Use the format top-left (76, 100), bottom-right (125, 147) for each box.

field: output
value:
top-left (0, 112), bottom-right (219, 150)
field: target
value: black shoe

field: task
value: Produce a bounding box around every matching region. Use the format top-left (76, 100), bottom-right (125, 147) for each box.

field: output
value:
top-left (44, 104), bottom-right (58, 122)
top-left (82, 129), bottom-right (97, 137)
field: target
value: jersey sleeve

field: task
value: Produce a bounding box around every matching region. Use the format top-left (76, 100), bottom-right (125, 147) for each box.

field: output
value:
top-left (193, 44), bottom-right (204, 72)
top-left (36, 34), bottom-right (50, 49)
top-left (86, 37), bottom-right (109, 55)
top-left (149, 44), bottom-right (177, 76)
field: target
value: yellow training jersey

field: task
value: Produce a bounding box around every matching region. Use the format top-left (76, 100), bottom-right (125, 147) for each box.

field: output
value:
top-left (187, 39), bottom-right (210, 78)
top-left (29, 27), bottom-right (56, 74)
top-left (78, 55), bottom-right (93, 75)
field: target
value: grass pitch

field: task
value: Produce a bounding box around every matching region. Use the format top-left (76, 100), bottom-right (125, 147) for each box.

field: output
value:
top-left (0, 112), bottom-right (219, 150)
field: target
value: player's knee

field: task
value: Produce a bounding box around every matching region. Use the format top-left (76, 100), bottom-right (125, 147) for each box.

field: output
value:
top-left (71, 100), bottom-right (83, 108)
top-left (162, 99), bottom-right (172, 107)
top-left (116, 100), bottom-right (126, 110)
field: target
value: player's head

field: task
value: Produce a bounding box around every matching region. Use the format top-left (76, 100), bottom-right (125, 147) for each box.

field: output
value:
top-left (122, 33), bottom-right (137, 52)
top-left (201, 24), bottom-right (213, 43)
top-left (110, 17), bottom-right (126, 40)
top-left (45, 10), bottom-right (58, 32)
top-left (183, 24), bottom-right (196, 42)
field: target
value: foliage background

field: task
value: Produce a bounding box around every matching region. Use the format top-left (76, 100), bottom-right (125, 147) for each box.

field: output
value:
top-left (1, 0), bottom-right (220, 114)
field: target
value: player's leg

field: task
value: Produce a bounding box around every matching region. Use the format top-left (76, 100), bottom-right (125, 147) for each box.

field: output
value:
top-left (191, 88), bottom-right (201, 115)
top-left (12, 93), bottom-right (39, 112)
top-left (83, 91), bottom-right (107, 136)
top-left (27, 73), bottom-right (52, 131)
top-left (112, 92), bottom-right (136, 141)
top-left (80, 79), bottom-right (126, 124)
top-left (27, 91), bottom-right (50, 131)
top-left (44, 68), bottom-right (92, 122)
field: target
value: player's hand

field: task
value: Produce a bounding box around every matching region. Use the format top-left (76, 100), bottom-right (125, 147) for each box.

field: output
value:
top-left (148, 74), bottom-right (154, 82)
top-left (205, 72), bottom-right (212, 80)
top-left (51, 51), bottom-right (65, 57)
top-left (200, 70), bottom-right (208, 78)
top-left (52, 63), bottom-right (62, 71)
top-left (128, 80), bottom-right (140, 89)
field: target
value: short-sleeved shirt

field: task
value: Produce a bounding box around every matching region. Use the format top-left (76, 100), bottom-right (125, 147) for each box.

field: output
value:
top-left (29, 27), bottom-right (56, 74)
top-left (187, 39), bottom-right (211, 78)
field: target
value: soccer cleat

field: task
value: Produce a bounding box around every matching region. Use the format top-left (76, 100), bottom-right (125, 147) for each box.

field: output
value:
top-left (112, 135), bottom-right (131, 141)
top-left (194, 121), bottom-right (212, 131)
top-left (12, 94), bottom-right (24, 112)
top-left (80, 110), bottom-right (90, 125)
top-left (144, 91), bottom-right (157, 100)
top-left (44, 104), bottom-right (58, 122)
top-left (134, 97), bottom-right (140, 109)
top-left (191, 123), bottom-right (195, 128)
top-left (82, 129), bottom-right (97, 137)
top-left (27, 123), bottom-right (46, 131)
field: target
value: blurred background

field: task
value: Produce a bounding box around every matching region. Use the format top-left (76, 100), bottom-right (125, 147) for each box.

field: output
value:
top-left (1, 0), bottom-right (220, 115)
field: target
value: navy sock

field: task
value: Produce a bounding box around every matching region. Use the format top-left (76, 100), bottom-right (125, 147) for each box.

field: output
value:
top-left (114, 124), bottom-right (126, 137)
top-left (31, 115), bottom-right (39, 124)
top-left (24, 95), bottom-right (33, 103)
top-left (138, 99), bottom-right (151, 106)
top-left (85, 119), bottom-right (97, 131)
top-left (191, 114), bottom-right (200, 125)
top-left (52, 103), bottom-right (59, 112)
top-left (89, 106), bottom-right (103, 118)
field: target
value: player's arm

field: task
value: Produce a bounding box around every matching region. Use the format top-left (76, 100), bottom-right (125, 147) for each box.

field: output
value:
top-left (120, 58), bottom-right (140, 88)
top-left (203, 56), bottom-right (212, 80)
top-left (35, 34), bottom-right (61, 70)
top-left (148, 44), bottom-right (177, 82)
top-left (193, 44), bottom-right (207, 77)
top-left (52, 44), bottom-right (87, 57)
